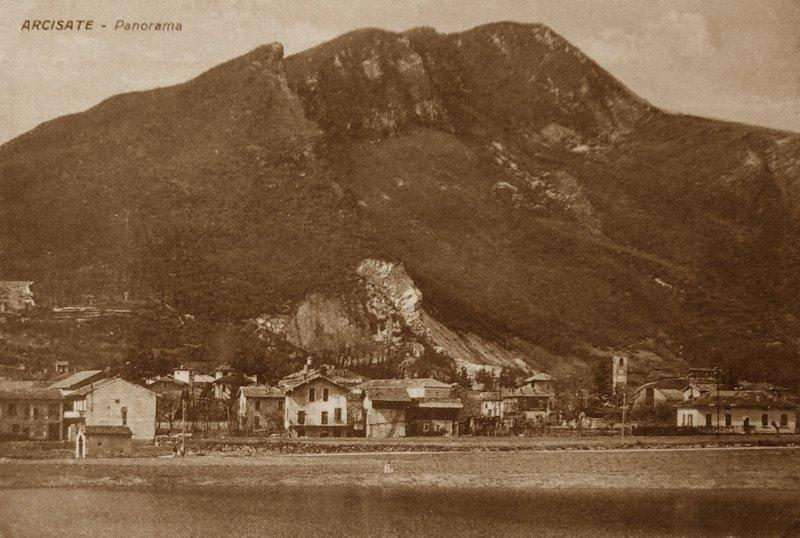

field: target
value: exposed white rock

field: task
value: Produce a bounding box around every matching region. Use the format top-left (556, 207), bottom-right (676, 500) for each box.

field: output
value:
top-left (362, 56), bottom-right (382, 80)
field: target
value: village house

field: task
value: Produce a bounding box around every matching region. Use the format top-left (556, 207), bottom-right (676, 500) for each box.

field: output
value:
top-left (358, 378), bottom-right (463, 438)
top-left (75, 425), bottom-right (133, 458)
top-left (213, 365), bottom-right (257, 401)
top-left (238, 385), bottom-right (285, 432)
top-left (676, 390), bottom-right (797, 433)
top-left (63, 377), bottom-right (157, 440)
top-left (0, 385), bottom-right (63, 440)
top-left (501, 385), bottom-right (554, 421)
top-left (0, 281), bottom-right (35, 313)
top-left (278, 362), bottom-right (366, 437)
top-left (479, 392), bottom-right (504, 418)
top-left (525, 372), bottom-right (556, 394)
top-left (173, 363), bottom-right (216, 385)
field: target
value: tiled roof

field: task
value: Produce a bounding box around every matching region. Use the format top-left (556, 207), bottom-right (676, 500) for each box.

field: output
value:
top-left (678, 390), bottom-right (796, 410)
top-left (359, 378), bottom-right (452, 389)
top-left (84, 425), bottom-right (132, 436)
top-left (0, 380), bottom-right (45, 391)
top-left (363, 386), bottom-right (412, 402)
top-left (49, 370), bottom-right (103, 389)
top-left (278, 365), bottom-right (367, 391)
top-left (524, 372), bottom-right (554, 382)
top-left (69, 378), bottom-right (157, 398)
top-left (503, 385), bottom-right (552, 398)
top-left (240, 385), bottom-right (284, 398)
top-left (0, 387), bottom-right (62, 400)
top-left (192, 375), bottom-right (215, 384)
top-left (68, 378), bottom-right (115, 397)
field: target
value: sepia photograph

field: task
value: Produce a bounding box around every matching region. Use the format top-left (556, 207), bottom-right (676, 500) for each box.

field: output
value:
top-left (1, 0), bottom-right (799, 535)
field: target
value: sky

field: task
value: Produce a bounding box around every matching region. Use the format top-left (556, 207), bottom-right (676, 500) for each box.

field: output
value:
top-left (1, 0), bottom-right (799, 143)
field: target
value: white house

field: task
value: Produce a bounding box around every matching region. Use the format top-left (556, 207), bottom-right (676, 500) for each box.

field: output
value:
top-left (64, 377), bottom-right (158, 440)
top-left (676, 390), bottom-right (796, 433)
top-left (278, 363), bottom-right (365, 437)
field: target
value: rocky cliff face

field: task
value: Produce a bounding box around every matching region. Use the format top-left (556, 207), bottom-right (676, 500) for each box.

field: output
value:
top-left (254, 259), bottom-right (529, 376)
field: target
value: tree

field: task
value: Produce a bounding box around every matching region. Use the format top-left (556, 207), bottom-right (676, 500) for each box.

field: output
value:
top-left (475, 369), bottom-right (496, 390)
top-left (499, 367), bottom-right (525, 389)
top-left (453, 367), bottom-right (472, 388)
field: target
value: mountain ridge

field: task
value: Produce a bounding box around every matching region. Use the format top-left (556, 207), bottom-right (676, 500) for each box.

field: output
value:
top-left (1, 22), bottom-right (799, 385)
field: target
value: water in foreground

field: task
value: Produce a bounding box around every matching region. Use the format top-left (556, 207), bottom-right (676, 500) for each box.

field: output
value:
top-left (2, 486), bottom-right (799, 537)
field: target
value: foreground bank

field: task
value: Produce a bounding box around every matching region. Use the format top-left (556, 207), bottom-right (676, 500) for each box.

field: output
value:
top-left (2, 445), bottom-right (800, 490)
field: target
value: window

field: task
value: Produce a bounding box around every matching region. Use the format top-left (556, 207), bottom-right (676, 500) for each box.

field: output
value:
top-left (705, 414), bottom-right (712, 427)
top-left (781, 414), bottom-right (788, 427)
top-left (297, 411), bottom-right (305, 425)
top-left (321, 411), bottom-right (328, 425)
top-left (48, 404), bottom-right (59, 418)
top-left (121, 407), bottom-right (128, 426)
top-left (725, 413), bottom-right (732, 427)
top-left (12, 424), bottom-right (20, 433)
top-left (762, 414), bottom-right (769, 427)
top-left (8, 404), bottom-right (15, 418)
top-left (254, 400), bottom-right (261, 412)
top-left (322, 388), bottom-right (329, 402)
top-left (308, 387), bottom-right (315, 402)
top-left (334, 408), bottom-right (342, 423)
top-left (253, 416), bottom-right (260, 429)
top-left (686, 414), bottom-right (693, 426)
top-left (33, 406), bottom-right (41, 420)
top-left (278, 400), bottom-right (284, 410)
top-left (115, 399), bottom-right (120, 404)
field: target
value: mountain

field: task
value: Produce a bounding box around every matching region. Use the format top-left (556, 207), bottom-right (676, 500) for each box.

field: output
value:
top-left (1, 22), bottom-right (799, 385)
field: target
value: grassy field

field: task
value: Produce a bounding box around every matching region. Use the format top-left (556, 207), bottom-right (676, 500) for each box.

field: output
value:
top-left (2, 445), bottom-right (800, 491)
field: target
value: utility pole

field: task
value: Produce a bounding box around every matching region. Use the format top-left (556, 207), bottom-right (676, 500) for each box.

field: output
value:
top-left (620, 385), bottom-right (627, 438)
top-left (180, 389), bottom-right (187, 457)
top-left (715, 366), bottom-right (721, 434)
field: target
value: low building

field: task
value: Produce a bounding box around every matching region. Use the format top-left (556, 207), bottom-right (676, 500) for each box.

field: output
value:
top-left (0, 386), bottom-right (63, 440)
top-left (278, 362), bottom-right (366, 437)
top-left (173, 363), bottom-right (216, 385)
top-left (502, 385), bottom-right (554, 421)
top-left (359, 378), bottom-right (462, 438)
top-left (524, 372), bottom-right (556, 395)
top-left (478, 392), bottom-right (504, 418)
top-left (0, 281), bottom-right (35, 313)
top-left (677, 390), bottom-right (796, 433)
top-left (213, 370), bottom-right (257, 401)
top-left (238, 385), bottom-right (285, 432)
top-left (75, 425), bottom-right (133, 458)
top-left (65, 377), bottom-right (157, 440)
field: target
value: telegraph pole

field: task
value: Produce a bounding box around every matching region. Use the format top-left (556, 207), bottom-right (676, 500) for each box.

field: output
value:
top-left (180, 389), bottom-right (187, 457)
top-left (715, 366), bottom-right (721, 434)
top-left (620, 385), bottom-right (627, 438)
